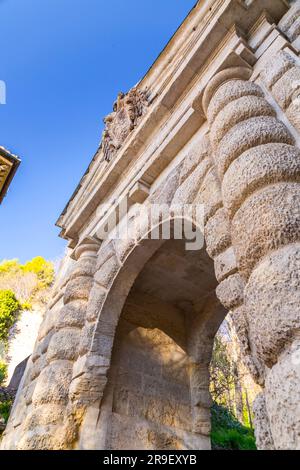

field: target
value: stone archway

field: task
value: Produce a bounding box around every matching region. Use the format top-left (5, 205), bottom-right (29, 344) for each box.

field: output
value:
top-left (76, 231), bottom-right (225, 450)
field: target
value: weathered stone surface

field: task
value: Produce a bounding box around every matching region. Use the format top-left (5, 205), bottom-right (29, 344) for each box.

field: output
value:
top-left (253, 393), bottom-right (274, 450)
top-left (216, 116), bottom-right (294, 177)
top-left (94, 255), bottom-right (120, 289)
top-left (190, 363), bottom-right (211, 408)
top-left (86, 285), bottom-right (107, 322)
top-left (90, 329), bottom-right (115, 357)
top-left (135, 206), bottom-right (152, 241)
top-left (24, 380), bottom-right (37, 406)
top-left (179, 135), bottom-right (211, 184)
top-left (245, 244), bottom-right (300, 367)
top-left (265, 337), bottom-right (300, 450)
top-left (96, 240), bottom-right (116, 271)
top-left (260, 50), bottom-right (300, 133)
top-left (272, 66), bottom-right (300, 110)
top-left (192, 406), bottom-right (211, 436)
top-left (149, 166), bottom-right (181, 205)
top-left (202, 66), bottom-right (252, 114)
top-left (207, 80), bottom-right (264, 124)
top-left (210, 96), bottom-right (275, 147)
top-left (55, 300), bottom-right (87, 329)
top-left (222, 143), bottom-right (300, 218)
top-left (69, 371), bottom-right (107, 404)
top-left (194, 168), bottom-right (222, 224)
top-left (232, 182), bottom-right (300, 277)
top-left (214, 246), bottom-right (237, 282)
top-left (172, 157), bottom-right (211, 205)
top-left (84, 354), bottom-right (110, 375)
top-left (113, 225), bottom-right (136, 263)
top-left (64, 276), bottom-right (94, 303)
top-left (37, 305), bottom-right (61, 341)
top-left (17, 424), bottom-right (68, 450)
top-left (23, 404), bottom-right (65, 431)
top-left (204, 208), bottom-right (231, 258)
top-left (288, 16), bottom-right (300, 41)
top-left (107, 412), bottom-right (210, 450)
top-left (286, 98), bottom-right (300, 132)
top-left (260, 50), bottom-right (295, 88)
top-left (78, 322), bottom-right (96, 355)
top-left (279, 3), bottom-right (300, 39)
top-left (69, 257), bottom-right (96, 280)
top-left (30, 354), bottom-right (47, 381)
top-left (32, 331), bottom-right (53, 362)
top-left (216, 273), bottom-right (245, 310)
top-left (46, 328), bottom-right (81, 363)
top-left (32, 361), bottom-right (73, 406)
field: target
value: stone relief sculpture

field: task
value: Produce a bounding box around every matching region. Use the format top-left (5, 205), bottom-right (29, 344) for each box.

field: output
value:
top-left (102, 87), bottom-right (149, 162)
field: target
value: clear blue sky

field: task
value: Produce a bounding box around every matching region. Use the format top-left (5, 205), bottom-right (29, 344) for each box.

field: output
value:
top-left (0, 0), bottom-right (196, 264)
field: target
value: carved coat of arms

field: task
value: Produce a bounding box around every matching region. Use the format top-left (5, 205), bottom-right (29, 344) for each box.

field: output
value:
top-left (102, 87), bottom-right (149, 162)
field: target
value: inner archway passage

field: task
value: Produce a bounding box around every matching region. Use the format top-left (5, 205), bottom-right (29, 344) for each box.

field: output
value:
top-left (94, 238), bottom-right (226, 450)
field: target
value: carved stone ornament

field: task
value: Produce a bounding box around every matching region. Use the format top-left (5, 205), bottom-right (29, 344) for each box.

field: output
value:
top-left (101, 87), bottom-right (149, 162)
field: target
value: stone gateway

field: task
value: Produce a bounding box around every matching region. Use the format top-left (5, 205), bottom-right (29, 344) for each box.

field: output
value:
top-left (2, 0), bottom-right (300, 450)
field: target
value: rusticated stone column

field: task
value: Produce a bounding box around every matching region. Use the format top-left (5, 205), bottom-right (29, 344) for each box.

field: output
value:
top-left (260, 50), bottom-right (300, 133)
top-left (203, 66), bottom-right (300, 449)
top-left (14, 238), bottom-right (100, 450)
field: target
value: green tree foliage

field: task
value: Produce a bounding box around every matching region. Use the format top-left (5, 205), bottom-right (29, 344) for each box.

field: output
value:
top-left (22, 256), bottom-right (54, 290)
top-left (0, 256), bottom-right (54, 304)
top-left (0, 361), bottom-right (12, 428)
top-left (210, 322), bottom-right (256, 449)
top-left (0, 257), bottom-right (54, 430)
top-left (0, 399), bottom-right (12, 424)
top-left (211, 403), bottom-right (256, 450)
top-left (0, 290), bottom-right (20, 343)
top-left (0, 360), bottom-right (7, 386)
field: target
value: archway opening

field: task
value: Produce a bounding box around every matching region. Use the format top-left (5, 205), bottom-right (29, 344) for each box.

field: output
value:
top-left (98, 237), bottom-right (225, 450)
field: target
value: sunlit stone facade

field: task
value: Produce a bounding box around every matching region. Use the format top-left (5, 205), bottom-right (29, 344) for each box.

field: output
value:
top-left (2, 0), bottom-right (300, 450)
